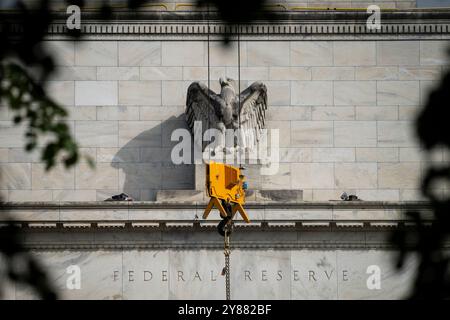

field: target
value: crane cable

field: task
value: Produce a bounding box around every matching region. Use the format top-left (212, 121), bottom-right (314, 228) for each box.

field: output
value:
top-left (206, 3), bottom-right (210, 151)
top-left (207, 4), bottom-right (210, 106)
top-left (222, 22), bottom-right (243, 302)
top-left (205, 3), bottom-right (231, 301)
top-left (237, 24), bottom-right (242, 164)
top-left (238, 24), bottom-right (241, 132)
top-left (205, 8), bottom-right (243, 302)
top-left (224, 227), bottom-right (231, 300)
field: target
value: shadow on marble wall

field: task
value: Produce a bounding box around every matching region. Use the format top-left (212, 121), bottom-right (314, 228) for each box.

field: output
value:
top-left (112, 115), bottom-right (195, 201)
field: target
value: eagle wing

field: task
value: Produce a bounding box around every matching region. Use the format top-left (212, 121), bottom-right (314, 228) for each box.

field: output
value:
top-left (238, 81), bottom-right (268, 149)
top-left (186, 82), bottom-right (223, 148)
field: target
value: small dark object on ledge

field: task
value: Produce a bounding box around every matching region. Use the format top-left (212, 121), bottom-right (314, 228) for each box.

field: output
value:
top-left (105, 193), bottom-right (133, 201)
top-left (340, 192), bottom-right (360, 201)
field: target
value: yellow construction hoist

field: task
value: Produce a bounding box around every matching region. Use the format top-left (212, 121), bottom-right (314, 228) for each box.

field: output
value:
top-left (202, 162), bottom-right (250, 300)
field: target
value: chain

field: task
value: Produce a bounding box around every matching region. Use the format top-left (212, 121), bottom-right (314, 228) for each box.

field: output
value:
top-left (224, 226), bottom-right (231, 300)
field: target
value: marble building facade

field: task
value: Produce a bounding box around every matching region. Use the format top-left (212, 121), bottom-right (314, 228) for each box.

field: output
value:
top-left (0, 2), bottom-right (450, 299)
top-left (1, 11), bottom-right (449, 202)
top-left (0, 201), bottom-right (430, 299)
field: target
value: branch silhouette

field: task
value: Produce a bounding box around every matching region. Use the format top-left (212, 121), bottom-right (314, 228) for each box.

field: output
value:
top-left (391, 52), bottom-right (450, 299)
top-left (0, 0), bottom-right (277, 300)
top-left (1, 0), bottom-right (448, 300)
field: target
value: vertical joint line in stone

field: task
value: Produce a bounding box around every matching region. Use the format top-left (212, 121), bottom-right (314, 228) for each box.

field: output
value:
top-left (335, 250), bottom-right (339, 299)
top-left (121, 250), bottom-right (124, 298)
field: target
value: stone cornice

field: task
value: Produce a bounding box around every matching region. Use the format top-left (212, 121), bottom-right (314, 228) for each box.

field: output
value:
top-left (0, 201), bottom-right (434, 230)
top-left (2, 10), bottom-right (450, 40)
top-left (21, 242), bottom-right (418, 251)
top-left (0, 200), bottom-right (432, 210)
top-left (3, 10), bottom-right (450, 22)
top-left (1, 201), bottom-right (437, 250)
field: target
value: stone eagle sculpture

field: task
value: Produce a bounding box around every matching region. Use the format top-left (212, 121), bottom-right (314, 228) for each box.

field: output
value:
top-left (185, 77), bottom-right (267, 150)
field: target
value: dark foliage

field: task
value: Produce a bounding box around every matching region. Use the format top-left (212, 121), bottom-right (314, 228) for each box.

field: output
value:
top-left (0, 0), bottom-right (156, 300)
top-left (0, 222), bottom-right (57, 299)
top-left (392, 53), bottom-right (450, 299)
top-left (1, 0), bottom-right (448, 300)
top-left (0, 0), bottom-right (76, 300)
top-left (197, 0), bottom-right (271, 24)
top-left (0, 0), bottom-right (279, 301)
top-left (0, 0), bottom-right (79, 170)
top-left (0, 64), bottom-right (79, 169)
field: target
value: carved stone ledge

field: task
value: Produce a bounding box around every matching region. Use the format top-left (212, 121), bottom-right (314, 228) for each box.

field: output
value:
top-left (19, 236), bottom-right (450, 250)
top-left (0, 200), bottom-right (433, 209)
top-left (3, 10), bottom-right (450, 23)
top-left (1, 199), bottom-right (438, 250)
top-left (21, 242), bottom-right (405, 250)
top-left (41, 22), bottom-right (450, 40)
top-left (0, 200), bottom-right (434, 236)
top-left (2, 10), bottom-right (450, 40)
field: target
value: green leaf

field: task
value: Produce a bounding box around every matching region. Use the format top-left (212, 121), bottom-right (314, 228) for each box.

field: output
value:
top-left (1, 63), bottom-right (81, 171)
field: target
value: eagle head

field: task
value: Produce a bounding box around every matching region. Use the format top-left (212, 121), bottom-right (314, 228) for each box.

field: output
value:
top-left (219, 77), bottom-right (233, 87)
top-left (219, 78), bottom-right (236, 127)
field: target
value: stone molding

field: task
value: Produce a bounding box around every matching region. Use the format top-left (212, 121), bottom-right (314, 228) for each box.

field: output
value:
top-left (0, 200), bottom-right (433, 227)
top-left (2, 11), bottom-right (450, 40)
top-left (0, 200), bottom-right (432, 209)
top-left (22, 242), bottom-right (410, 251)
top-left (16, 226), bottom-right (446, 250)
top-left (1, 201), bottom-right (437, 250)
